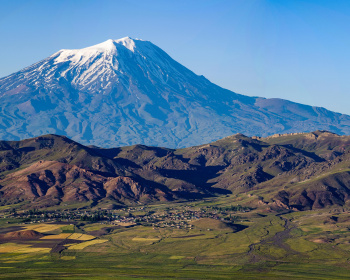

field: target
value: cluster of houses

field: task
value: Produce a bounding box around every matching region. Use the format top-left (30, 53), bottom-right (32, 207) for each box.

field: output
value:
top-left (3, 205), bottom-right (250, 229)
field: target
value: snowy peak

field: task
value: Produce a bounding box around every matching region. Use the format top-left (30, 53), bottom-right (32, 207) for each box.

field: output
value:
top-left (0, 36), bottom-right (207, 99)
top-left (42, 37), bottom-right (154, 91)
top-left (0, 37), bottom-right (214, 98)
top-left (114, 37), bottom-right (138, 52)
top-left (35, 36), bottom-right (198, 93)
top-left (54, 37), bottom-right (144, 60)
top-left (1, 36), bottom-right (350, 148)
top-left (53, 37), bottom-right (139, 64)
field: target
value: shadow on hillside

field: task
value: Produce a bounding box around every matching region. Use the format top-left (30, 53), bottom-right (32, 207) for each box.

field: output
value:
top-left (281, 145), bottom-right (325, 162)
top-left (158, 166), bottom-right (225, 188)
top-left (230, 223), bottom-right (249, 233)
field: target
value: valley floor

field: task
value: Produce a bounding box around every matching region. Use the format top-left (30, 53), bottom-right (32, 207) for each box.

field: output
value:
top-left (1, 200), bottom-right (350, 279)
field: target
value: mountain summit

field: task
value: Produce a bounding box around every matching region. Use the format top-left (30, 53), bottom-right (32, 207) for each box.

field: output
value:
top-left (1, 37), bottom-right (350, 147)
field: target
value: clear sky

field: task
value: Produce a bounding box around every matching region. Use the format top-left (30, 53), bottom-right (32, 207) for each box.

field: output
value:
top-left (1, 0), bottom-right (349, 114)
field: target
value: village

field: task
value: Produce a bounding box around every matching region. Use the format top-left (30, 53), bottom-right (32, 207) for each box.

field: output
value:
top-left (1, 205), bottom-right (251, 229)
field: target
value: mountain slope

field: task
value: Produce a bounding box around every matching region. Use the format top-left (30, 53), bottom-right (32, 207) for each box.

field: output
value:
top-left (1, 37), bottom-right (350, 147)
top-left (1, 131), bottom-right (350, 210)
top-left (0, 135), bottom-right (177, 207)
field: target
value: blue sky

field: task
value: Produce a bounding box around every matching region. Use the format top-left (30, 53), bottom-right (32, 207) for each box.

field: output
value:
top-left (1, 0), bottom-right (349, 114)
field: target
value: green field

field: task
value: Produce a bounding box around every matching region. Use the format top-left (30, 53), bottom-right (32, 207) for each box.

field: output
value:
top-left (1, 204), bottom-right (350, 279)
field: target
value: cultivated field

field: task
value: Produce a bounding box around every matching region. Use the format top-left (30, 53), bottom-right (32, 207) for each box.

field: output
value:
top-left (1, 201), bottom-right (350, 279)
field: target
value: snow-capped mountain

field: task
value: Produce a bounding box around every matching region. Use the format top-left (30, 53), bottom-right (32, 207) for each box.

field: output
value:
top-left (1, 37), bottom-right (350, 147)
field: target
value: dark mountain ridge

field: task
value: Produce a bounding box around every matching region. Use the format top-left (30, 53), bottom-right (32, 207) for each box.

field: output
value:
top-left (1, 131), bottom-right (350, 211)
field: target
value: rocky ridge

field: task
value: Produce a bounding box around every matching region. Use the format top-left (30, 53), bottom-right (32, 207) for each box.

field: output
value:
top-left (1, 131), bottom-right (350, 210)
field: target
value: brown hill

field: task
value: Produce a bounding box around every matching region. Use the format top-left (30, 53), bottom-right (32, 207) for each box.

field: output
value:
top-left (0, 160), bottom-right (173, 207)
top-left (191, 218), bottom-right (233, 231)
top-left (0, 131), bottom-right (350, 210)
top-left (2, 230), bottom-right (44, 239)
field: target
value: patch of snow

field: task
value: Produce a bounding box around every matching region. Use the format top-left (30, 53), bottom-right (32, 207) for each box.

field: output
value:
top-left (114, 37), bottom-right (136, 52)
top-left (3, 36), bottom-right (197, 94)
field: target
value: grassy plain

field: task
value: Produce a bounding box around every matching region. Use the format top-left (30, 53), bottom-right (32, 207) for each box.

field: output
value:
top-left (1, 202), bottom-right (350, 279)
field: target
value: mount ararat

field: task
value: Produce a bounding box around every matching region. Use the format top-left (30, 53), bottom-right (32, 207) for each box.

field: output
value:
top-left (0, 37), bottom-right (350, 147)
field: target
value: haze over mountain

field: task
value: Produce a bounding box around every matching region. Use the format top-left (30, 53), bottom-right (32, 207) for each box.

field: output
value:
top-left (1, 37), bottom-right (350, 148)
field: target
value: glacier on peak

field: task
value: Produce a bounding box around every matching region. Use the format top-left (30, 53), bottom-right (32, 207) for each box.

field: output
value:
top-left (41, 36), bottom-right (200, 92)
top-left (53, 37), bottom-right (137, 65)
top-left (54, 37), bottom-right (141, 63)
top-left (114, 36), bottom-right (137, 52)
